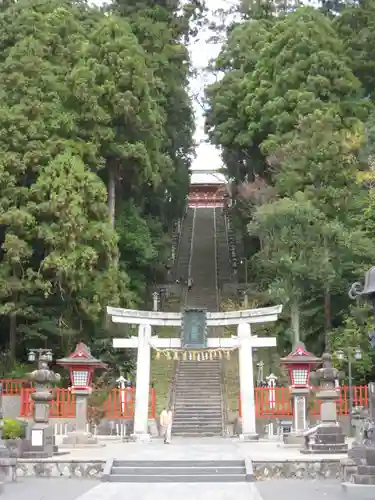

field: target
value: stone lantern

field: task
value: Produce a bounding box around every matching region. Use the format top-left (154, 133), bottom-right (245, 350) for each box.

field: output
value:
top-left (302, 352), bottom-right (347, 454)
top-left (23, 349), bottom-right (61, 458)
top-left (280, 342), bottom-right (320, 445)
top-left (57, 342), bottom-right (107, 448)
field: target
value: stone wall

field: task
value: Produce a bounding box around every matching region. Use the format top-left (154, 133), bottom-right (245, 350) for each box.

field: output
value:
top-left (15, 460), bottom-right (105, 479)
top-left (252, 460), bottom-right (341, 480)
top-left (13, 459), bottom-right (343, 481)
top-left (3, 396), bottom-right (21, 419)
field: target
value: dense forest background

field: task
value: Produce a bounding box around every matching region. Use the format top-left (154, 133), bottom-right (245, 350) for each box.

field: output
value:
top-left (1, 0), bottom-right (375, 385)
top-left (206, 0), bottom-right (375, 381)
top-left (0, 0), bottom-right (202, 376)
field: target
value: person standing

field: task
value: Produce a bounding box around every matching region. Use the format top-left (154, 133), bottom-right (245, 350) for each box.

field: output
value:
top-left (160, 406), bottom-right (173, 444)
top-left (187, 277), bottom-right (193, 292)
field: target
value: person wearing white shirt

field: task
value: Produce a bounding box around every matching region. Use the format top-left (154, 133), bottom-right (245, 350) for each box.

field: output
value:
top-left (160, 407), bottom-right (173, 444)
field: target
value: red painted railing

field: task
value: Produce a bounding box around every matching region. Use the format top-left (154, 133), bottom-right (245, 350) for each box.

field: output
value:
top-left (1, 379), bottom-right (31, 395)
top-left (239, 386), bottom-right (369, 418)
top-left (20, 387), bottom-right (156, 419)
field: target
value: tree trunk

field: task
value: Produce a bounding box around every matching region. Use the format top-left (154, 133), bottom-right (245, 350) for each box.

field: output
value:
top-left (290, 299), bottom-right (300, 346)
top-left (9, 313), bottom-right (17, 367)
top-left (324, 286), bottom-right (332, 352)
top-left (108, 164), bottom-right (116, 229)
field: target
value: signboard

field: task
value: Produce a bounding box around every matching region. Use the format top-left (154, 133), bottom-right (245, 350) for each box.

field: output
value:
top-left (181, 308), bottom-right (207, 349)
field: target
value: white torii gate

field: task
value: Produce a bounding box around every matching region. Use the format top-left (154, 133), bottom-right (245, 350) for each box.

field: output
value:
top-left (108, 304), bottom-right (282, 441)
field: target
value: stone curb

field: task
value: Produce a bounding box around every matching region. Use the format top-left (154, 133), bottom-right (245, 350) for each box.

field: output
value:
top-left (101, 459), bottom-right (113, 482)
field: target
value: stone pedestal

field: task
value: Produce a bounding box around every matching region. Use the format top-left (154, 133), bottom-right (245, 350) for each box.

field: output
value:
top-left (60, 390), bottom-right (104, 448)
top-left (342, 383), bottom-right (375, 494)
top-left (22, 423), bottom-right (55, 458)
top-left (302, 423), bottom-right (347, 454)
top-left (284, 388), bottom-right (308, 447)
top-left (130, 433), bottom-right (151, 442)
top-left (0, 440), bottom-right (11, 495)
top-left (23, 378), bottom-right (58, 458)
top-left (239, 432), bottom-right (259, 442)
top-left (302, 353), bottom-right (347, 454)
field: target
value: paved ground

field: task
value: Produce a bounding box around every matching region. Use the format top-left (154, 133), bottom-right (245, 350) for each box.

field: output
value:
top-left (50, 436), bottom-right (353, 461)
top-left (1, 479), bottom-right (345, 500)
top-left (1, 478), bottom-right (97, 500)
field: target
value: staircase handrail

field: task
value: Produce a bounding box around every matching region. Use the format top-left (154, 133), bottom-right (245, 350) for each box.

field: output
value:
top-left (172, 208), bottom-right (187, 281)
top-left (167, 359), bottom-right (180, 412)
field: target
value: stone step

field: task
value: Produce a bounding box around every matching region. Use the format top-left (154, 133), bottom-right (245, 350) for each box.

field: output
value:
top-left (175, 389), bottom-right (221, 393)
top-left (172, 422), bottom-right (222, 428)
top-left (173, 415), bottom-right (222, 420)
top-left (174, 412), bottom-right (222, 417)
top-left (173, 414), bottom-right (222, 419)
top-left (174, 403), bottom-right (222, 407)
top-left (112, 467), bottom-right (245, 476)
top-left (176, 379), bottom-right (221, 383)
top-left (109, 474), bottom-right (245, 483)
top-left (171, 431), bottom-right (223, 437)
top-left (174, 397), bottom-right (222, 402)
top-left (172, 428), bottom-right (223, 434)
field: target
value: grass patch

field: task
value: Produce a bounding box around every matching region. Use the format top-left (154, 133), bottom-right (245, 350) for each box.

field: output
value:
top-left (150, 297), bottom-right (181, 416)
top-left (223, 351), bottom-right (240, 415)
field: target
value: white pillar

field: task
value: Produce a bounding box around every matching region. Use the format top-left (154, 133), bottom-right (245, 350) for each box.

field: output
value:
top-left (238, 323), bottom-right (259, 441)
top-left (152, 292), bottom-right (158, 312)
top-left (131, 324), bottom-right (152, 441)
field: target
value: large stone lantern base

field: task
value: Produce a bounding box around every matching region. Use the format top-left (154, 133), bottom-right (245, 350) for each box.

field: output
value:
top-left (22, 422), bottom-right (56, 458)
top-left (301, 423), bottom-right (348, 454)
top-left (302, 389), bottom-right (347, 454)
top-left (59, 389), bottom-right (105, 449)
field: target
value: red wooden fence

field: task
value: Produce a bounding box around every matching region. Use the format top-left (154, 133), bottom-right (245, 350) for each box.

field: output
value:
top-left (20, 387), bottom-right (156, 419)
top-left (2, 378), bottom-right (369, 421)
top-left (239, 386), bottom-right (369, 418)
top-left (1, 378), bottom-right (31, 395)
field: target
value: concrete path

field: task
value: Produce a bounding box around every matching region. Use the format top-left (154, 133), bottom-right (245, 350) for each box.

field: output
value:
top-left (1, 479), bottom-right (344, 500)
top-left (73, 482), bottom-right (264, 500)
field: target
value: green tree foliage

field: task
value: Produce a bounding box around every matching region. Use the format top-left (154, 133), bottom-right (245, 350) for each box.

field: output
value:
top-left (335, 0), bottom-right (375, 99)
top-left (207, 5), bottom-right (375, 374)
top-left (0, 0), bottom-right (194, 371)
top-left (112, 0), bottom-right (196, 222)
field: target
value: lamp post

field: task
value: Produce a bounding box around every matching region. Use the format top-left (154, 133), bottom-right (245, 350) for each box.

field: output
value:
top-left (116, 375), bottom-right (132, 416)
top-left (280, 342), bottom-right (320, 446)
top-left (57, 342), bottom-right (107, 448)
top-left (24, 348), bottom-right (60, 458)
top-left (335, 347), bottom-right (362, 437)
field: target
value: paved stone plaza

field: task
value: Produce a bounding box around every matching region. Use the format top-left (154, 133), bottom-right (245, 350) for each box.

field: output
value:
top-left (1, 478), bottom-right (344, 500)
top-left (50, 436), bottom-right (351, 461)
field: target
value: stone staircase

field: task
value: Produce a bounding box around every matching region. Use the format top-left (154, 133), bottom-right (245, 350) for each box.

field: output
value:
top-left (186, 207), bottom-right (218, 310)
top-left (172, 360), bottom-right (223, 436)
top-left (171, 207), bottom-right (229, 437)
top-left (104, 459), bottom-right (248, 482)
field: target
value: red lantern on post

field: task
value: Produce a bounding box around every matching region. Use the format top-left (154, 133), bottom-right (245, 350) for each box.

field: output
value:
top-left (56, 342), bottom-right (107, 448)
top-left (280, 342), bottom-right (320, 442)
top-left (281, 343), bottom-right (320, 389)
top-left (57, 342), bottom-right (106, 391)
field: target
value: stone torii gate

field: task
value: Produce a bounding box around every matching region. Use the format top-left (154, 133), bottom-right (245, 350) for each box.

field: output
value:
top-left (108, 305), bottom-right (282, 441)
